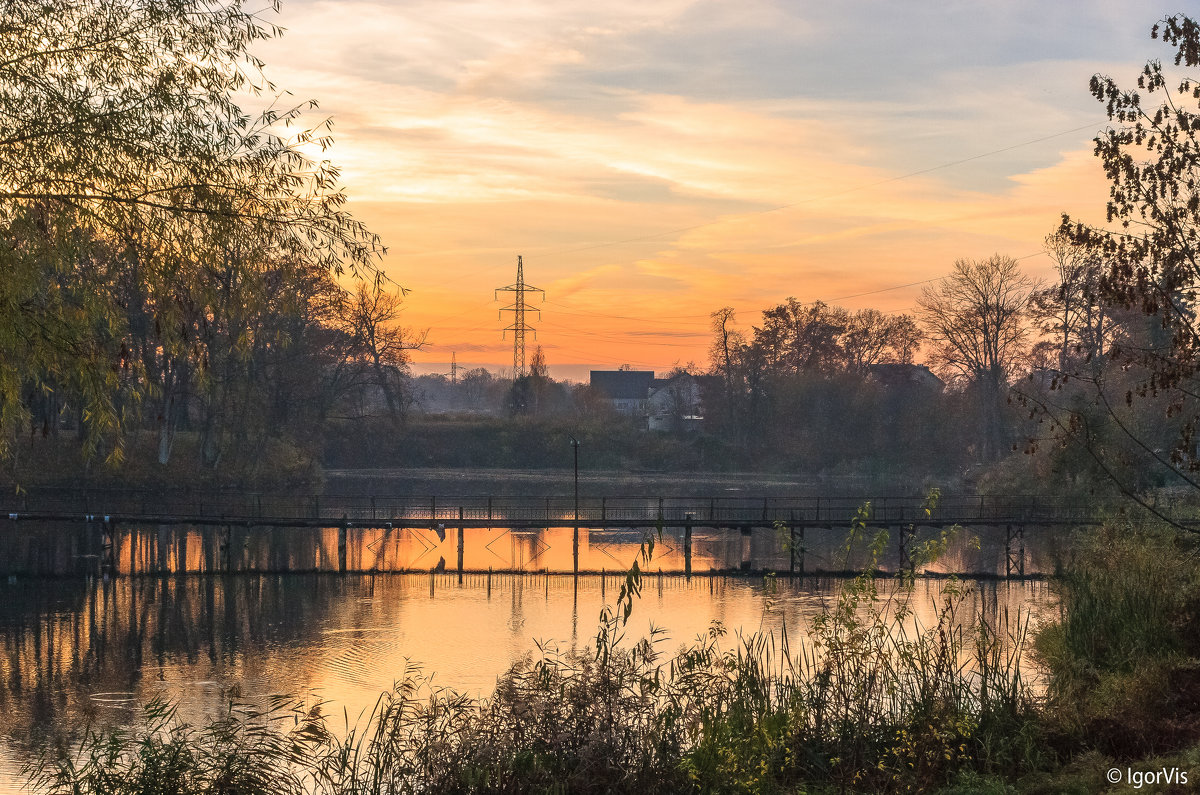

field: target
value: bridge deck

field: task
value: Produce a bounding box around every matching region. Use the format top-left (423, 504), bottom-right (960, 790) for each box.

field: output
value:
top-left (2, 488), bottom-right (1192, 579)
top-left (0, 487), bottom-right (1181, 528)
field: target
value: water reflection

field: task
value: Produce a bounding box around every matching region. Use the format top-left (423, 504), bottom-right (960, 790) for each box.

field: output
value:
top-left (0, 573), bottom-right (1053, 792)
top-left (1, 521), bottom-right (1073, 577)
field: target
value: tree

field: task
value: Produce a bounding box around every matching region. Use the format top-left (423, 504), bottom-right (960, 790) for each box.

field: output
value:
top-left (1030, 232), bottom-right (1117, 374)
top-left (342, 283), bottom-right (427, 423)
top-left (1056, 13), bottom-right (1200, 494)
top-left (754, 299), bottom-right (848, 374)
top-left (709, 307), bottom-right (745, 390)
top-left (841, 309), bottom-right (923, 371)
top-left (460, 368), bottom-right (495, 411)
top-left (0, 0), bottom-right (383, 463)
top-left (918, 255), bottom-right (1038, 460)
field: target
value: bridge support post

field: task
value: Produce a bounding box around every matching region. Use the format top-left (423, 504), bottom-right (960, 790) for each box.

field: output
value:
top-left (798, 526), bottom-right (806, 576)
top-left (787, 511), bottom-right (795, 577)
top-left (338, 516), bottom-right (348, 574)
top-left (684, 515), bottom-right (693, 580)
top-left (1005, 524), bottom-right (1026, 578)
top-left (1005, 524), bottom-right (1013, 578)
top-left (100, 518), bottom-right (115, 579)
top-left (896, 525), bottom-right (914, 575)
top-left (740, 526), bottom-right (752, 572)
top-left (458, 507), bottom-right (465, 584)
top-left (220, 524), bottom-right (232, 573)
top-left (1019, 525), bottom-right (1025, 577)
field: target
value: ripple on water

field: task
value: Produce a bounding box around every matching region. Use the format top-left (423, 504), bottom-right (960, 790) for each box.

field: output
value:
top-left (325, 631), bottom-right (409, 690)
top-left (89, 692), bottom-right (139, 706)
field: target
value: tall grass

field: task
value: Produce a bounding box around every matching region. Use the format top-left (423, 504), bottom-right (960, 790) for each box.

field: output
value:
top-left (26, 503), bottom-right (1042, 794)
top-left (1034, 523), bottom-right (1200, 757)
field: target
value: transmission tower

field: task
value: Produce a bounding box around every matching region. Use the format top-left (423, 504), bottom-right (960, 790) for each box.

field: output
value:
top-left (495, 255), bottom-right (545, 377)
top-left (450, 351), bottom-right (458, 385)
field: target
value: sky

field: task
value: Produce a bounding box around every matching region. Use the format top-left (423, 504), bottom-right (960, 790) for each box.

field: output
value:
top-left (255, 0), bottom-right (1182, 381)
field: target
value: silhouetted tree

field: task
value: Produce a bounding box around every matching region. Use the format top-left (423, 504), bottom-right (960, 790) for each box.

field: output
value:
top-left (918, 255), bottom-right (1037, 460)
top-left (1053, 13), bottom-right (1200, 499)
top-left (343, 283), bottom-right (427, 423)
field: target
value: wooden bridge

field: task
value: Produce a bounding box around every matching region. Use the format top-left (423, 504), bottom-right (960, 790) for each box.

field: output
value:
top-left (0, 487), bottom-right (1185, 579)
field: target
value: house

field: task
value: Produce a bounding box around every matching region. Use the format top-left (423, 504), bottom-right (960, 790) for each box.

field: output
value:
top-left (590, 370), bottom-right (705, 430)
top-left (867, 363), bottom-right (944, 391)
top-left (589, 370), bottom-right (654, 415)
top-left (646, 373), bottom-right (703, 432)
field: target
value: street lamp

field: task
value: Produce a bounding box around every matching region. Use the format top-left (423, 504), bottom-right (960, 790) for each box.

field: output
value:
top-left (569, 434), bottom-right (580, 575)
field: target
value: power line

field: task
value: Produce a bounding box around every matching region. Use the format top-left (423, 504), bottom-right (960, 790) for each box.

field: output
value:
top-left (540, 320), bottom-right (707, 347)
top-left (543, 301), bottom-right (712, 326)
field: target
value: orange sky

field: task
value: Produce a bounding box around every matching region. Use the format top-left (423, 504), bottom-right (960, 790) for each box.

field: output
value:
top-left (252, 0), bottom-right (1180, 380)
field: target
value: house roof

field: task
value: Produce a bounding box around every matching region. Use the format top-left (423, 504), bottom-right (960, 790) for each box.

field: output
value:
top-left (590, 370), bottom-right (654, 400)
top-left (867, 363), bottom-right (944, 389)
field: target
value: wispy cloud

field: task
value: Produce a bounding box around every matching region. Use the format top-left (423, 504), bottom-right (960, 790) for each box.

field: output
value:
top-left (255, 0), bottom-right (1176, 370)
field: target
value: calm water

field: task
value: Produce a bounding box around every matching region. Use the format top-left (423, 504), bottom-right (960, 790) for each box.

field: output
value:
top-left (0, 572), bottom-right (1053, 792)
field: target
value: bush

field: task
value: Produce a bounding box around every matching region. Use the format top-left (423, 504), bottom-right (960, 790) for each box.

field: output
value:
top-left (1034, 524), bottom-right (1200, 757)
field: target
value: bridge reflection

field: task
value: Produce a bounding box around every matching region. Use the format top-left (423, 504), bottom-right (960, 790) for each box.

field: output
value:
top-left (81, 522), bottom-right (1063, 578)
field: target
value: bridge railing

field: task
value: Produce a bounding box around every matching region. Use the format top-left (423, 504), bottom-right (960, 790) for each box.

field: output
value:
top-left (0, 486), bottom-right (1123, 525)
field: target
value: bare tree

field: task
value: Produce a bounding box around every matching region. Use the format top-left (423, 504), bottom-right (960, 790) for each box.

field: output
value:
top-left (709, 307), bottom-right (745, 394)
top-left (918, 255), bottom-right (1038, 460)
top-left (841, 309), bottom-right (923, 371)
top-left (1029, 232), bottom-right (1121, 375)
top-left (344, 283), bottom-right (428, 422)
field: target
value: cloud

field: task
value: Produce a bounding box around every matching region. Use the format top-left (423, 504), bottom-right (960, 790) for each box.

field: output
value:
top-left (549, 264), bottom-right (623, 299)
top-left (250, 0), bottom-right (1167, 370)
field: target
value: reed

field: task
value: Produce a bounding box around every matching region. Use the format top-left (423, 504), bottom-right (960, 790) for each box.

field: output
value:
top-left (1033, 523), bottom-right (1200, 757)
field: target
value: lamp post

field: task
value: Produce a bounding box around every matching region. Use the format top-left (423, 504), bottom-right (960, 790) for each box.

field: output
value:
top-left (569, 434), bottom-right (580, 575)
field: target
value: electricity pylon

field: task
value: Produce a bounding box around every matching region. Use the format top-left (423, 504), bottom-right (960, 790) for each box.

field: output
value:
top-left (495, 255), bottom-right (544, 377)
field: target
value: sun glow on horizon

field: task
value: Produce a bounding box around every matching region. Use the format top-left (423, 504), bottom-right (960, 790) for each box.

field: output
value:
top-left (252, 0), bottom-right (1173, 375)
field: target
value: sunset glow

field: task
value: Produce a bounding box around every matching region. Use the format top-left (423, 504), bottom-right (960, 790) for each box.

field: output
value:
top-left (255, 0), bottom-right (1175, 378)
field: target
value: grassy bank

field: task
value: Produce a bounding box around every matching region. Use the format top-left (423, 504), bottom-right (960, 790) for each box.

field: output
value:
top-left (321, 414), bottom-right (968, 484)
top-left (322, 414), bottom-right (744, 473)
top-left (22, 519), bottom-right (1200, 793)
top-left (1, 432), bottom-right (323, 491)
